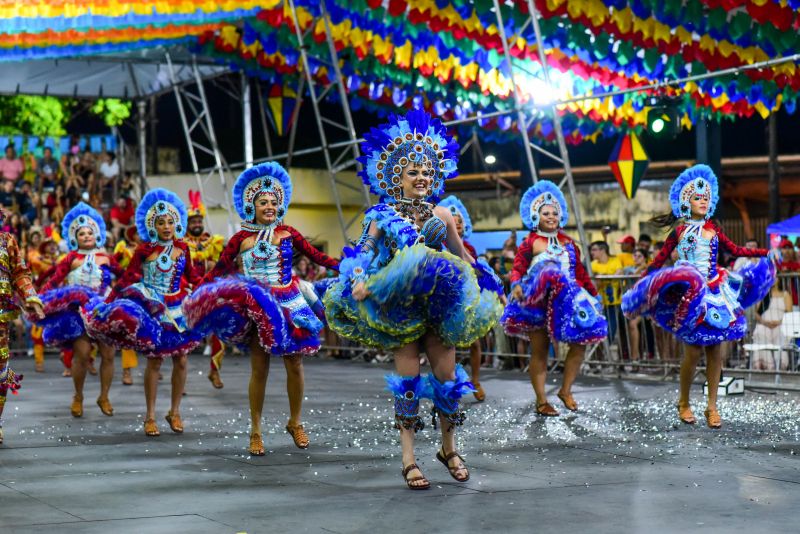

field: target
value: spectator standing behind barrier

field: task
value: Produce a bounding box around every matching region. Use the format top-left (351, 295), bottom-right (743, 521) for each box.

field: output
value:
top-left (590, 240), bottom-right (629, 360)
top-left (15, 181), bottom-right (37, 223)
top-left (776, 238), bottom-right (800, 307)
top-left (637, 233), bottom-right (653, 255)
top-left (752, 281), bottom-right (793, 371)
top-left (0, 146), bottom-right (24, 186)
top-left (616, 235), bottom-right (636, 268)
top-left (623, 248), bottom-right (654, 371)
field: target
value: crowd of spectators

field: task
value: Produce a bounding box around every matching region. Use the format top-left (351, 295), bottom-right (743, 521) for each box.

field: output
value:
top-left (0, 137), bottom-right (137, 268)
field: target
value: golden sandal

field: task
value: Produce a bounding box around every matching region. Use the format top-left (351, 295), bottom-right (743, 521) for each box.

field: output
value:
top-left (557, 391), bottom-right (578, 412)
top-left (473, 382), bottom-right (486, 402)
top-left (144, 419), bottom-right (160, 437)
top-left (96, 397), bottom-right (114, 416)
top-left (208, 369), bottom-right (224, 389)
top-left (677, 403), bottom-right (696, 425)
top-left (704, 408), bottom-right (722, 429)
top-left (249, 432), bottom-right (265, 456)
top-left (165, 412), bottom-right (184, 433)
top-left (70, 396), bottom-right (83, 418)
top-left (285, 423), bottom-right (309, 449)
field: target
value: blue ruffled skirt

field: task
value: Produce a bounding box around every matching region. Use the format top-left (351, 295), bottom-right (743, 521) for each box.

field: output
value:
top-left (621, 258), bottom-right (775, 346)
top-left (324, 244), bottom-right (502, 349)
top-left (38, 286), bottom-right (98, 347)
top-left (501, 261), bottom-right (608, 344)
top-left (183, 276), bottom-right (324, 356)
top-left (83, 283), bottom-right (202, 358)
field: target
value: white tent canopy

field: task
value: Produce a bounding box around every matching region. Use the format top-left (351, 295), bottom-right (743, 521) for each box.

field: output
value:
top-left (0, 46), bottom-right (228, 99)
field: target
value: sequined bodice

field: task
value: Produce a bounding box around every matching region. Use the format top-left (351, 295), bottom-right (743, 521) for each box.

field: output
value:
top-left (143, 251), bottom-right (185, 295)
top-left (528, 237), bottom-right (575, 279)
top-left (66, 253), bottom-right (105, 291)
top-left (240, 227), bottom-right (292, 287)
top-left (676, 222), bottom-right (717, 279)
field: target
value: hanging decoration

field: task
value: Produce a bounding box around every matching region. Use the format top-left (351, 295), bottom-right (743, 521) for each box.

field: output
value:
top-left (608, 132), bottom-right (649, 200)
top-left (265, 85), bottom-right (297, 137)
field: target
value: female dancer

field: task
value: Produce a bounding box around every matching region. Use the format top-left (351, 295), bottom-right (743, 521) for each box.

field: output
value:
top-left (38, 202), bottom-right (121, 417)
top-left (502, 181), bottom-right (607, 416)
top-left (324, 111), bottom-right (502, 490)
top-left (622, 165), bottom-right (774, 428)
top-left (439, 195), bottom-right (488, 402)
top-left (84, 189), bottom-right (202, 436)
top-left (184, 162), bottom-right (339, 455)
top-left (0, 215), bottom-right (43, 445)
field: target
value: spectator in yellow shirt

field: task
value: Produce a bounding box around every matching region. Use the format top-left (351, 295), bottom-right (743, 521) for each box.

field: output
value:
top-left (590, 241), bottom-right (629, 360)
top-left (616, 235), bottom-right (636, 268)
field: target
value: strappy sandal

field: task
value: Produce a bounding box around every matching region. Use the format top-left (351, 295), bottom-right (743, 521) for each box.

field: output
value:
top-left (677, 402), bottom-right (696, 425)
top-left (96, 397), bottom-right (114, 416)
top-left (144, 419), bottom-right (160, 437)
top-left (285, 423), bottom-right (309, 449)
top-left (704, 408), bottom-right (722, 429)
top-left (402, 463), bottom-right (430, 490)
top-left (557, 391), bottom-right (578, 412)
top-left (208, 369), bottom-right (224, 389)
top-left (473, 382), bottom-right (486, 402)
top-left (70, 395), bottom-right (83, 418)
top-left (436, 447), bottom-right (470, 482)
top-left (249, 432), bottom-right (265, 456)
top-left (165, 412), bottom-right (184, 433)
top-left (536, 401), bottom-right (559, 417)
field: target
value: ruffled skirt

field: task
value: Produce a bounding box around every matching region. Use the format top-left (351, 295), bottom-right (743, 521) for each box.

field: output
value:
top-left (183, 276), bottom-right (324, 356)
top-left (621, 259), bottom-right (775, 346)
top-left (83, 283), bottom-right (201, 358)
top-left (38, 286), bottom-right (98, 347)
top-left (501, 261), bottom-right (608, 344)
top-left (323, 244), bottom-right (502, 350)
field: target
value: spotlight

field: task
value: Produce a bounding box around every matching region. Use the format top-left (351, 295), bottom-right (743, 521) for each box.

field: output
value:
top-left (484, 154), bottom-right (497, 165)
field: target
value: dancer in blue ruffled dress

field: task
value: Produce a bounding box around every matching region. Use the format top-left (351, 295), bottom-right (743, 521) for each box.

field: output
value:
top-left (501, 181), bottom-right (607, 416)
top-left (324, 110), bottom-right (503, 490)
top-left (183, 162), bottom-right (339, 455)
top-left (84, 189), bottom-right (202, 436)
top-left (38, 202), bottom-right (121, 418)
top-left (622, 165), bottom-right (775, 428)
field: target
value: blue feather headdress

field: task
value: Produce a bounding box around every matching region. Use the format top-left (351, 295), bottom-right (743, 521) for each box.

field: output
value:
top-left (136, 188), bottom-right (188, 242)
top-left (669, 164), bottom-right (718, 219)
top-left (439, 195), bottom-right (473, 238)
top-left (520, 180), bottom-right (569, 230)
top-left (358, 110), bottom-right (459, 203)
top-left (62, 201), bottom-right (106, 251)
top-left (232, 162), bottom-right (293, 222)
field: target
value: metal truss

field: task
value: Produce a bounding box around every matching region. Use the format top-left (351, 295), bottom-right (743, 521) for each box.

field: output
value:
top-left (165, 53), bottom-right (236, 235)
top-left (287, 0), bottom-right (372, 243)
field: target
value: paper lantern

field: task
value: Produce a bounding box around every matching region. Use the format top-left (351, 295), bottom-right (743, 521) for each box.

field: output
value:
top-left (266, 85), bottom-right (297, 137)
top-left (608, 132), bottom-right (649, 199)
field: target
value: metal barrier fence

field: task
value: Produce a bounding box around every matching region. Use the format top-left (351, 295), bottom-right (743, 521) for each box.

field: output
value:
top-left (320, 272), bottom-right (800, 389)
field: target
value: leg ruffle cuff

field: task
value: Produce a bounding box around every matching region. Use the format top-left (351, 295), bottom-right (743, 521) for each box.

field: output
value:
top-left (428, 364), bottom-right (475, 430)
top-left (385, 373), bottom-right (430, 432)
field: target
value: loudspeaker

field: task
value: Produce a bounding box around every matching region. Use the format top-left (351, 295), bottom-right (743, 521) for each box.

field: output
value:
top-left (703, 376), bottom-right (744, 397)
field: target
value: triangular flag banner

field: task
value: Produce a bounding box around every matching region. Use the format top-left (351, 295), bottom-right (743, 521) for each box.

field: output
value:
top-left (608, 132), bottom-right (649, 199)
top-left (266, 84), bottom-right (298, 137)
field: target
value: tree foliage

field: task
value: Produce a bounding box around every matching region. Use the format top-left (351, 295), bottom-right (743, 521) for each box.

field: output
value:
top-left (90, 98), bottom-right (132, 127)
top-left (0, 95), bottom-right (72, 136)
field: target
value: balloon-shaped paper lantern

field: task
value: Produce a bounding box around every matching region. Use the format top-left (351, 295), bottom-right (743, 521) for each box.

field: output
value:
top-left (608, 132), bottom-right (649, 199)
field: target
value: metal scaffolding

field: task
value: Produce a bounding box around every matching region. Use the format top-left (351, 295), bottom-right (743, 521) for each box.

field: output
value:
top-left (286, 0), bottom-right (372, 243)
top-left (165, 53), bottom-right (236, 235)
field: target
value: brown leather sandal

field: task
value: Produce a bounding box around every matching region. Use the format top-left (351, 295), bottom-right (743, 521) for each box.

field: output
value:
top-left (677, 402), bottom-right (696, 425)
top-left (536, 401), bottom-right (559, 417)
top-left (473, 382), bottom-right (486, 402)
top-left (402, 463), bottom-right (430, 490)
top-left (144, 419), bottom-right (160, 437)
top-left (436, 447), bottom-right (470, 482)
top-left (557, 391), bottom-right (578, 412)
top-left (249, 432), bottom-right (265, 456)
top-left (165, 412), bottom-right (184, 433)
top-left (286, 423), bottom-right (309, 449)
top-left (704, 408), bottom-right (722, 429)
top-left (96, 397), bottom-right (114, 416)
